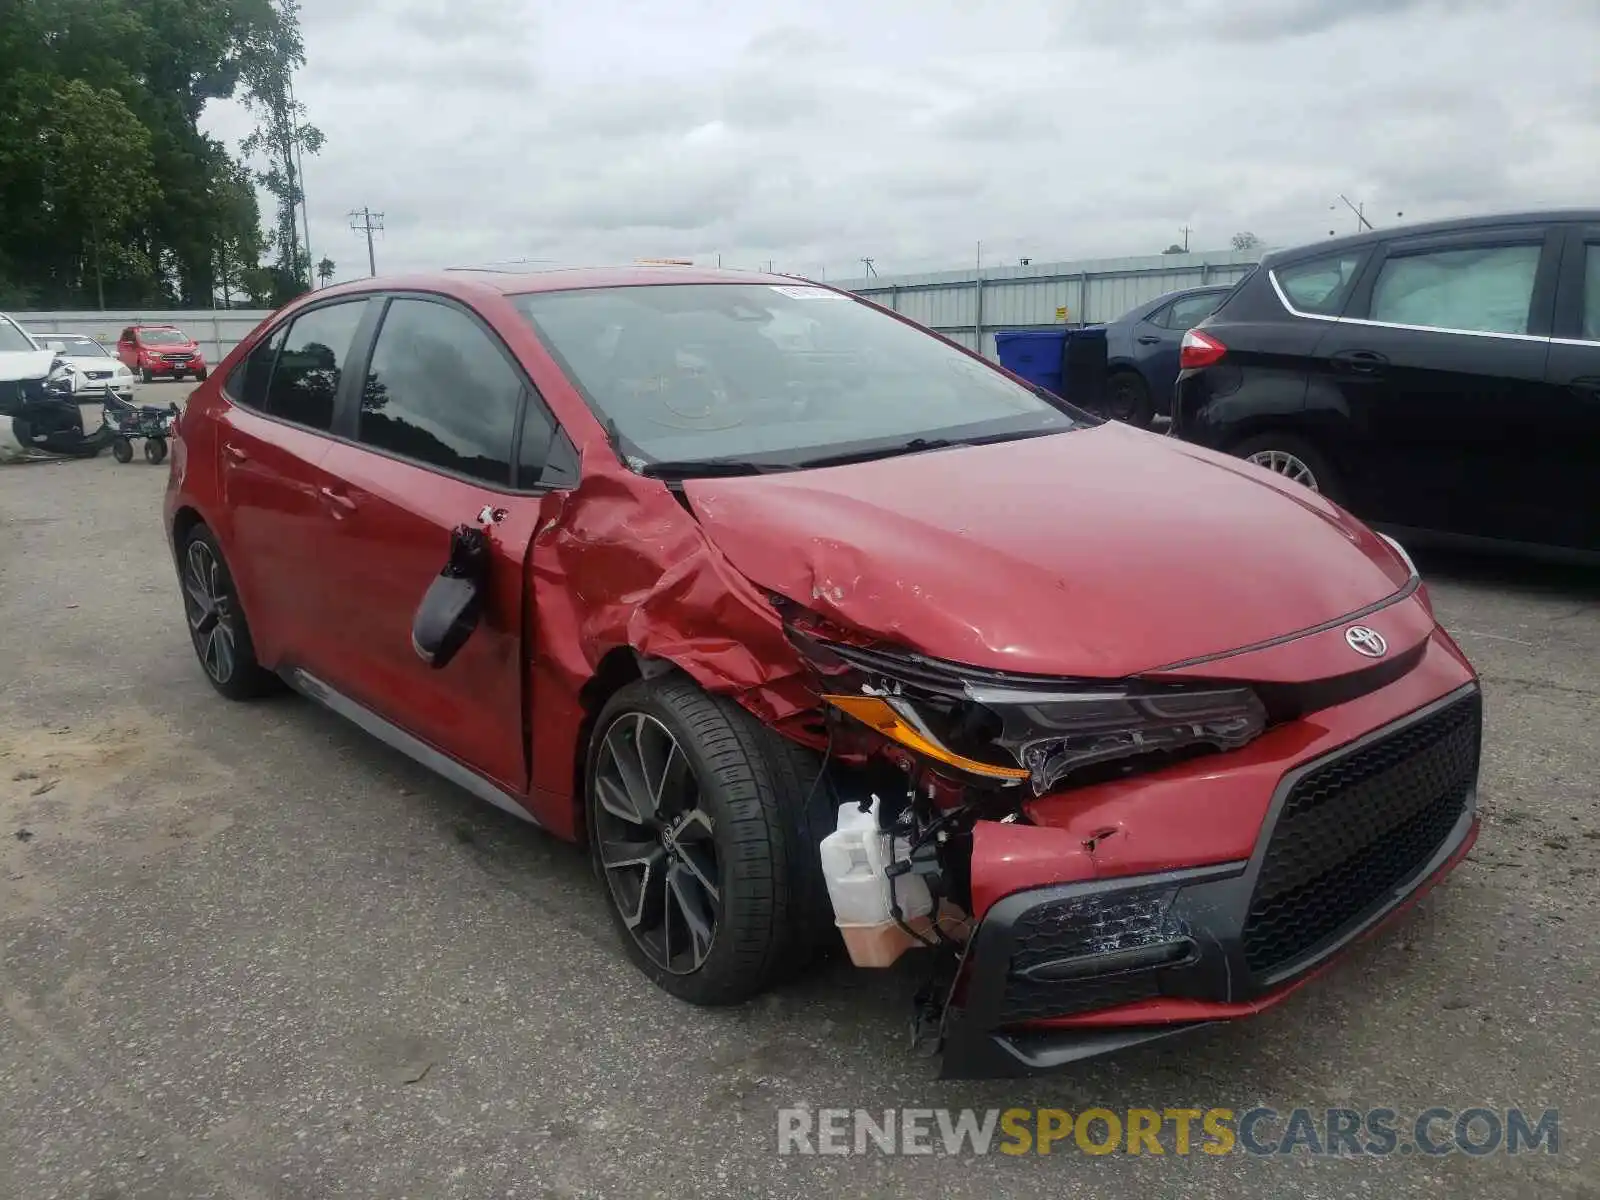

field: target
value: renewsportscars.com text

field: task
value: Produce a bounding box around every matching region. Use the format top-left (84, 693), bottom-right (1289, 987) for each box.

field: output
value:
top-left (775, 1106), bottom-right (1560, 1157)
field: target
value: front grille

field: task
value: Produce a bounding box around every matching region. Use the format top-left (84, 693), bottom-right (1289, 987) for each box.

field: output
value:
top-left (1242, 691), bottom-right (1480, 977)
top-left (161, 353), bottom-right (190, 363)
top-left (999, 885), bottom-right (1182, 1022)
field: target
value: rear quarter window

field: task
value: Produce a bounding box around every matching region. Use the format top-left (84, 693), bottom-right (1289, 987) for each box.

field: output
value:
top-left (1273, 254), bottom-right (1365, 316)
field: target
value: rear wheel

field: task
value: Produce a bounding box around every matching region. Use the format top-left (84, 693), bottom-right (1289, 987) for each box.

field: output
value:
top-left (178, 525), bottom-right (280, 700)
top-left (586, 677), bottom-right (832, 1006)
top-left (112, 436), bottom-right (133, 464)
top-left (144, 436), bottom-right (167, 465)
top-left (1231, 432), bottom-right (1343, 502)
top-left (1104, 369), bottom-right (1154, 426)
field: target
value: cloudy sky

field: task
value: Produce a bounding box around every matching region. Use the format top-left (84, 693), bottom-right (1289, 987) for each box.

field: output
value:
top-left (200, 0), bottom-right (1600, 284)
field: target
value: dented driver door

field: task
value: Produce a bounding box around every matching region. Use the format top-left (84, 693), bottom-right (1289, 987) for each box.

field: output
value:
top-left (308, 296), bottom-right (568, 797)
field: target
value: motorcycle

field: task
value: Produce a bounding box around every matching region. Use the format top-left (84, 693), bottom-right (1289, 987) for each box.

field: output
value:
top-left (0, 358), bottom-right (116, 462)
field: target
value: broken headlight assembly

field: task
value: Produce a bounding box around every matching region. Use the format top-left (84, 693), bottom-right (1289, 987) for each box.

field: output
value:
top-left (789, 628), bottom-right (1267, 795)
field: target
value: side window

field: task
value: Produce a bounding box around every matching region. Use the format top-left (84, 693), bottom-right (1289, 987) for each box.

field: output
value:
top-left (1144, 301), bottom-right (1177, 329)
top-left (227, 324), bottom-right (286, 410)
top-left (265, 301), bottom-right (367, 430)
top-left (516, 390), bottom-right (557, 486)
top-left (1274, 253), bottom-right (1364, 316)
top-left (1369, 243), bottom-right (1541, 335)
top-left (1166, 292), bottom-right (1222, 331)
top-left (1584, 244), bottom-right (1600, 341)
top-left (358, 298), bottom-right (522, 485)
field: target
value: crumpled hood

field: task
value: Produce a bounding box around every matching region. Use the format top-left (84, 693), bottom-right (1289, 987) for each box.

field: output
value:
top-left (0, 349), bottom-right (53, 383)
top-left (683, 422), bottom-right (1413, 679)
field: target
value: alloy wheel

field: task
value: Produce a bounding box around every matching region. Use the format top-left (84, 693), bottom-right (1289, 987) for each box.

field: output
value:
top-left (1246, 448), bottom-right (1320, 492)
top-left (181, 539), bottom-right (237, 684)
top-left (592, 712), bottom-right (721, 975)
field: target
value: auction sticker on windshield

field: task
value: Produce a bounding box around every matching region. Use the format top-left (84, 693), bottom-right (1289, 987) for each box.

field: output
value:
top-left (770, 285), bottom-right (845, 300)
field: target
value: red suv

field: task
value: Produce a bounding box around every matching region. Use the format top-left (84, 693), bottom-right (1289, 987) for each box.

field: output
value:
top-left (119, 324), bottom-right (208, 382)
top-left (163, 268), bottom-right (1481, 1077)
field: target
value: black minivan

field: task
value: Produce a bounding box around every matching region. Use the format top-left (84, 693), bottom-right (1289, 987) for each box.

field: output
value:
top-left (1171, 211), bottom-right (1599, 560)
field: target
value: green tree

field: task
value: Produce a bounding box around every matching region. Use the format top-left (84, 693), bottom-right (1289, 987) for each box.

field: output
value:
top-left (40, 79), bottom-right (162, 309)
top-left (240, 0), bottom-right (323, 301)
top-left (0, 0), bottom-right (318, 309)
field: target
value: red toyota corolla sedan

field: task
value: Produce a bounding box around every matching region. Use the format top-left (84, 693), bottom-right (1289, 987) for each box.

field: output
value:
top-left (164, 267), bottom-right (1481, 1077)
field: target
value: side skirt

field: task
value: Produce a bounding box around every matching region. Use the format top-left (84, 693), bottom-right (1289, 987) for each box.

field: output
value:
top-left (282, 667), bottom-right (541, 828)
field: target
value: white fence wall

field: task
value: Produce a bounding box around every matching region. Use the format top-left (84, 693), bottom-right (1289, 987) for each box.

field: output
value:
top-left (13, 309), bottom-right (272, 369)
top-left (833, 248), bottom-right (1265, 359)
top-left (12, 248), bottom-right (1267, 367)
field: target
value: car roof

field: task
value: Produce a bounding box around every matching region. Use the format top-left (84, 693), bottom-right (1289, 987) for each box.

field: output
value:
top-left (1263, 208), bottom-right (1600, 268)
top-left (311, 264), bottom-right (808, 304)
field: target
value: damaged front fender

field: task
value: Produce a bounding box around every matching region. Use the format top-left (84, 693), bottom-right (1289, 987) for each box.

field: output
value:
top-left (524, 459), bottom-right (822, 830)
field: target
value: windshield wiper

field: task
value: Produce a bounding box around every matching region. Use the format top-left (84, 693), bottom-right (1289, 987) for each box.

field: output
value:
top-left (790, 437), bottom-right (956, 470)
top-left (637, 458), bottom-right (796, 480)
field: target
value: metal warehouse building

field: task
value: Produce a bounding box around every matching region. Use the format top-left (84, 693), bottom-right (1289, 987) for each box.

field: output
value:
top-left (833, 248), bottom-right (1265, 360)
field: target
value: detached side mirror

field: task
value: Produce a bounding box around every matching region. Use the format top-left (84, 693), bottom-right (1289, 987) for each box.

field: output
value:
top-left (411, 524), bottom-right (490, 669)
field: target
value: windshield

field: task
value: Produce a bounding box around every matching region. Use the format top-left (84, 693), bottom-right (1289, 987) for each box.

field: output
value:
top-left (53, 335), bottom-right (108, 357)
top-left (513, 283), bottom-right (1081, 471)
top-left (0, 318), bottom-right (37, 353)
top-left (138, 328), bottom-right (188, 346)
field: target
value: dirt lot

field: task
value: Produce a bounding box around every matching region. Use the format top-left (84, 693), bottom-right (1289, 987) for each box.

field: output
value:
top-left (1, 403), bottom-right (1597, 1199)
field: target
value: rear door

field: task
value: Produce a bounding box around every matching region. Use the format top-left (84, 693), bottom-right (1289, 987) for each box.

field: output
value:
top-left (1315, 224), bottom-right (1560, 542)
top-left (1543, 224), bottom-right (1600, 553)
top-left (1140, 290), bottom-right (1224, 409)
top-left (215, 298), bottom-right (375, 671)
top-left (313, 294), bottom-right (572, 793)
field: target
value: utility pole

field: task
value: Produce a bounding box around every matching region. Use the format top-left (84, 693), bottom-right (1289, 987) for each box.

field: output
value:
top-left (859, 257), bottom-right (876, 278)
top-left (349, 207), bottom-right (384, 277)
top-left (1334, 195), bottom-right (1374, 232)
top-left (1180, 225), bottom-right (1193, 252)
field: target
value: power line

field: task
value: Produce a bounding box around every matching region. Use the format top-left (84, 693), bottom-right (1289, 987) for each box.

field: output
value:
top-left (349, 207), bottom-right (384, 277)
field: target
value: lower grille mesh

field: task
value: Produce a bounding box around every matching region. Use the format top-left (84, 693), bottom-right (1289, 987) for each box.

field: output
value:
top-left (1242, 692), bottom-right (1480, 976)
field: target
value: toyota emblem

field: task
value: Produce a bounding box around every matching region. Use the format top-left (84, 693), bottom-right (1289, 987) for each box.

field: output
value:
top-left (1345, 626), bottom-right (1388, 658)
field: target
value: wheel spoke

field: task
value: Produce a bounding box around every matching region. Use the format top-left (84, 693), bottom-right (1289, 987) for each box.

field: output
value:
top-left (674, 812), bottom-right (720, 902)
top-left (595, 771), bottom-right (644, 827)
top-left (666, 863), bottom-right (715, 970)
top-left (211, 622), bottom-right (235, 681)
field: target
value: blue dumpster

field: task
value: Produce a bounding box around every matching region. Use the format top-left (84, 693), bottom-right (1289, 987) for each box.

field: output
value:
top-left (994, 329), bottom-right (1067, 395)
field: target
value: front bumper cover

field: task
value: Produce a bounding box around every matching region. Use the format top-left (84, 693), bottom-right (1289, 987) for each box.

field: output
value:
top-left (940, 683), bottom-right (1481, 1078)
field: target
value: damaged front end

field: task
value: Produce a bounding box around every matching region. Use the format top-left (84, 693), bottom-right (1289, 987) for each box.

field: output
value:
top-left (777, 607), bottom-right (1285, 1062)
top-left (0, 359), bottom-right (113, 462)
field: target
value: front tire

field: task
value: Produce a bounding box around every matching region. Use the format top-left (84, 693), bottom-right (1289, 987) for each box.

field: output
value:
top-left (140, 367), bottom-right (154, 383)
top-left (144, 436), bottom-right (167, 465)
top-left (178, 525), bottom-right (280, 700)
top-left (585, 677), bottom-right (832, 1006)
top-left (112, 436), bottom-right (134, 463)
top-left (195, 368), bottom-right (208, 382)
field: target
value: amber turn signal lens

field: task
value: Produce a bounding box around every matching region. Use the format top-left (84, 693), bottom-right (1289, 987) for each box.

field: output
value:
top-left (821, 694), bottom-right (1029, 782)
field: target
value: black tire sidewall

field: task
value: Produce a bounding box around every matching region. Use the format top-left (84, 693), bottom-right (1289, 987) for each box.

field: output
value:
top-left (1107, 370), bottom-right (1154, 426)
top-left (585, 678), bottom-right (795, 1006)
top-left (145, 437), bottom-right (167, 464)
top-left (112, 437), bottom-right (133, 463)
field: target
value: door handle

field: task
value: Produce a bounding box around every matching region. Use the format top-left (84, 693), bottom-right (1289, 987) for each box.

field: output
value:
top-left (1136, 335), bottom-right (1162, 345)
top-left (1332, 349), bottom-right (1389, 374)
top-left (319, 486), bottom-right (358, 515)
top-left (222, 443), bottom-right (248, 463)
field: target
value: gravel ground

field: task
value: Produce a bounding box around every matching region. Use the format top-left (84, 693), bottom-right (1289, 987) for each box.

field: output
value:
top-left (1, 403), bottom-right (1596, 1199)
